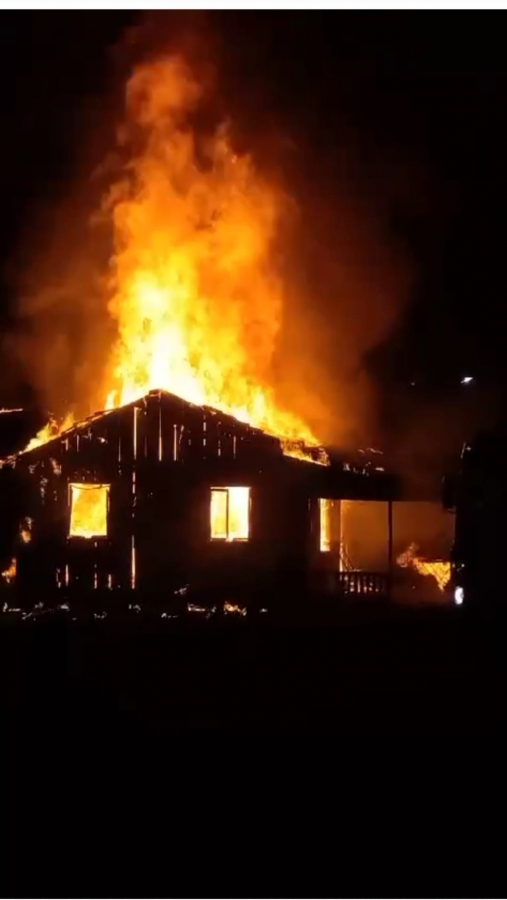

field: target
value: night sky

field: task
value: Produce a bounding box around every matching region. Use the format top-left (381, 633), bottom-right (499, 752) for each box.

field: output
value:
top-left (0, 12), bottom-right (505, 469)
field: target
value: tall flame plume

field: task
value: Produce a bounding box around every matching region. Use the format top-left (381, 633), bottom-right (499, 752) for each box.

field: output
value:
top-left (23, 56), bottom-right (322, 455)
top-left (102, 56), bottom-right (317, 444)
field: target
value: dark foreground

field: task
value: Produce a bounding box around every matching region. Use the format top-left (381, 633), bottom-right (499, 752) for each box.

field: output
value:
top-left (4, 599), bottom-right (504, 896)
top-left (3, 599), bottom-right (504, 734)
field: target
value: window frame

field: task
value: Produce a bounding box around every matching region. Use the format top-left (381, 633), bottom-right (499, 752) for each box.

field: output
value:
top-left (210, 486), bottom-right (251, 543)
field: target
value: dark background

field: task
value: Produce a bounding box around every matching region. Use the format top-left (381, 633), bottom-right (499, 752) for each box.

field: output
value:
top-left (3, 17), bottom-right (505, 886)
top-left (0, 12), bottom-right (505, 463)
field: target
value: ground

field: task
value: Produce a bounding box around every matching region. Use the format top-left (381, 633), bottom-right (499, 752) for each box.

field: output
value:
top-left (4, 601), bottom-right (502, 895)
top-left (3, 601), bottom-right (503, 733)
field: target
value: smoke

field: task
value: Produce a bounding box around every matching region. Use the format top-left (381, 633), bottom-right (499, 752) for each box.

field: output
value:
top-left (383, 381), bottom-right (501, 497)
top-left (5, 205), bottom-right (114, 419)
top-left (2, 76), bottom-right (120, 421)
top-left (273, 185), bottom-right (411, 447)
top-left (5, 13), bottom-right (413, 447)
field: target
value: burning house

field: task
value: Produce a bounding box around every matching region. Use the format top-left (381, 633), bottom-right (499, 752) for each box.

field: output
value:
top-left (1, 390), bottom-right (398, 603)
top-left (0, 55), bottom-right (413, 606)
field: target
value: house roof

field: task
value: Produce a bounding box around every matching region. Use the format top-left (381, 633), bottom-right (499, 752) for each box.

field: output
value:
top-left (0, 389), bottom-right (400, 499)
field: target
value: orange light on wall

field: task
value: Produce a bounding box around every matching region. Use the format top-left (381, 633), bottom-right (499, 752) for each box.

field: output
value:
top-left (319, 498), bottom-right (331, 552)
top-left (210, 487), bottom-right (250, 541)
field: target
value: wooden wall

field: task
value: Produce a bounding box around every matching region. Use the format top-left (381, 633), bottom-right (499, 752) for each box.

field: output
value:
top-left (12, 393), bottom-right (311, 596)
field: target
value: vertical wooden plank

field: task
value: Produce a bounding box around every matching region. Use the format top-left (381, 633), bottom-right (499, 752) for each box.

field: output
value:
top-left (204, 413), bottom-right (220, 459)
top-left (159, 394), bottom-right (178, 462)
top-left (117, 406), bottom-right (134, 466)
top-left (387, 499), bottom-right (393, 586)
top-left (217, 421), bottom-right (234, 459)
top-left (181, 405), bottom-right (204, 462)
top-left (145, 394), bottom-right (160, 461)
top-left (135, 402), bottom-right (149, 460)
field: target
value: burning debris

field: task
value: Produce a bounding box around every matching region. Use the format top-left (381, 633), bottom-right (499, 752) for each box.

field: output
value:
top-left (20, 518), bottom-right (32, 544)
top-left (223, 601), bottom-right (247, 616)
top-left (1, 558), bottom-right (16, 584)
top-left (50, 458), bottom-right (62, 476)
top-left (281, 441), bottom-right (329, 466)
top-left (397, 543), bottom-right (451, 593)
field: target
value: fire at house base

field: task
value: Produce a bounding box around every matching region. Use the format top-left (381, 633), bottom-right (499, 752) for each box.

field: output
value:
top-left (0, 389), bottom-right (399, 604)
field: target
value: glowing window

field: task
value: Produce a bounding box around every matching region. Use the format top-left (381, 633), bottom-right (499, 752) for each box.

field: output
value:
top-left (69, 483), bottom-right (109, 539)
top-left (210, 487), bottom-right (250, 542)
top-left (319, 498), bottom-right (331, 552)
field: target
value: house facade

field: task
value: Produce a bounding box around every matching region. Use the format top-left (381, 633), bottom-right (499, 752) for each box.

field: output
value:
top-left (7, 390), bottom-right (398, 600)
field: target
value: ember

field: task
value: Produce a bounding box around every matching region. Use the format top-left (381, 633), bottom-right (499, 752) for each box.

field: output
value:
top-left (2, 558), bottom-right (16, 584)
top-left (223, 601), bottom-right (247, 616)
top-left (20, 517), bottom-right (32, 543)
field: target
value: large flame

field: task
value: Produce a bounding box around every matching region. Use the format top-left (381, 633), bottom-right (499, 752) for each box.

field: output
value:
top-left (102, 56), bottom-right (318, 445)
top-left (23, 414), bottom-right (74, 453)
top-left (19, 55), bottom-right (324, 459)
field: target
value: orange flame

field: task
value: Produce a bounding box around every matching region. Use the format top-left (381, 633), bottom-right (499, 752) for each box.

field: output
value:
top-left (22, 414), bottom-right (74, 454)
top-left (397, 543), bottom-right (451, 592)
top-left (2, 558), bottom-right (16, 584)
top-left (20, 517), bottom-right (32, 543)
top-left (69, 483), bottom-right (109, 539)
top-left (210, 486), bottom-right (250, 541)
top-left (18, 55), bottom-right (325, 462)
top-left (102, 56), bottom-right (319, 447)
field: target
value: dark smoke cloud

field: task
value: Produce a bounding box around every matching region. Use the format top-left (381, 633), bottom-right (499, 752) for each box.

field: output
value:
top-left (382, 381), bottom-right (501, 498)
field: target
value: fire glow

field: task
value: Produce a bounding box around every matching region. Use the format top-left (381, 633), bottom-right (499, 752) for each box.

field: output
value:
top-left (319, 498), bottom-right (332, 552)
top-left (1, 558), bottom-right (16, 584)
top-left (69, 484), bottom-right (109, 539)
top-left (210, 486), bottom-right (250, 541)
top-left (397, 543), bottom-right (451, 592)
top-left (20, 518), bottom-right (32, 543)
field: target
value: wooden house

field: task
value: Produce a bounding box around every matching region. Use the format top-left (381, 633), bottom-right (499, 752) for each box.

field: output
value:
top-left (5, 390), bottom-right (399, 602)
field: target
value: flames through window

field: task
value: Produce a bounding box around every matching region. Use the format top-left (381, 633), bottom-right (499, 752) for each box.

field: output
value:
top-left (210, 487), bottom-right (250, 542)
top-left (69, 484), bottom-right (110, 539)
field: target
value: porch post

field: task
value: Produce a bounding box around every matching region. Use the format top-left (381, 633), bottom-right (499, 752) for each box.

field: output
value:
top-left (387, 499), bottom-right (393, 592)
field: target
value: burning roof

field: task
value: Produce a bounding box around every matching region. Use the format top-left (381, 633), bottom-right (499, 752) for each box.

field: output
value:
top-left (3, 56), bottom-right (401, 485)
top-left (0, 392), bottom-right (396, 503)
top-left (12, 389), bottom-right (328, 466)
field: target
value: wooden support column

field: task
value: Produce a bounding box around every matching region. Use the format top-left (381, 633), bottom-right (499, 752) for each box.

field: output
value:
top-left (387, 499), bottom-right (393, 592)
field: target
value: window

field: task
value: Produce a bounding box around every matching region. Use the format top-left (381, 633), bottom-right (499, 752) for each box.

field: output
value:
top-left (319, 498), bottom-right (332, 552)
top-left (210, 487), bottom-right (250, 541)
top-left (69, 483), bottom-right (109, 539)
